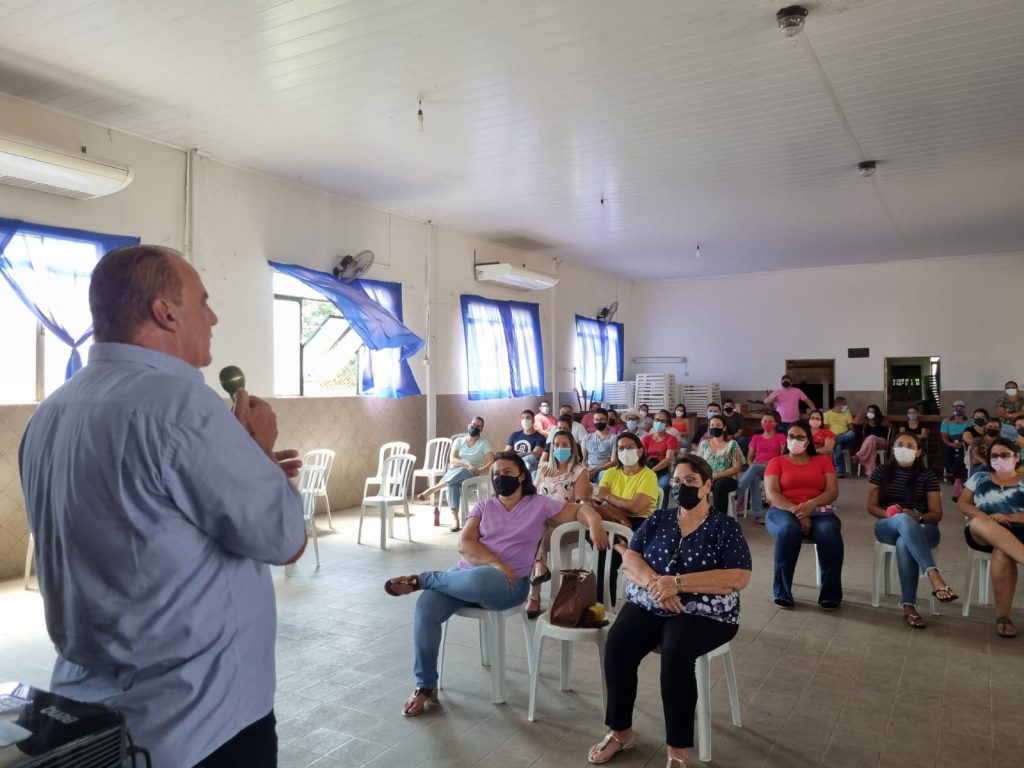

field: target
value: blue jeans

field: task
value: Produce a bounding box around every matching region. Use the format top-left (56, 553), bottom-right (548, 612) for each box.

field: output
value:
top-left (413, 566), bottom-right (529, 688)
top-left (737, 463), bottom-right (767, 518)
top-left (657, 471), bottom-right (672, 509)
top-left (832, 431), bottom-right (856, 473)
top-left (442, 467), bottom-right (476, 510)
top-left (874, 516), bottom-right (940, 607)
top-left (764, 507), bottom-right (844, 605)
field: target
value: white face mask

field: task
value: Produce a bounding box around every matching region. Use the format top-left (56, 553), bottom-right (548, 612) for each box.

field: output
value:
top-left (618, 448), bottom-right (640, 467)
top-left (540, 405), bottom-right (550, 414)
top-left (787, 439), bottom-right (808, 455)
top-left (867, 411), bottom-right (877, 419)
top-left (1007, 388), bottom-right (1019, 398)
top-left (893, 446), bottom-right (918, 466)
top-left (991, 456), bottom-right (1018, 476)
top-left (521, 419), bottom-right (533, 430)
top-left (841, 405), bottom-right (849, 413)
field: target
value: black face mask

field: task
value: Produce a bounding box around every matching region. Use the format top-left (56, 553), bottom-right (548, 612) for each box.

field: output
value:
top-left (974, 417), bottom-right (987, 427)
top-left (723, 407), bottom-right (734, 414)
top-left (594, 421), bottom-right (607, 431)
top-left (677, 484), bottom-right (703, 510)
top-left (493, 474), bottom-right (521, 497)
top-left (709, 427), bottom-right (725, 438)
top-left (1017, 427), bottom-right (1024, 438)
top-left (468, 426), bottom-right (481, 437)
top-left (985, 428), bottom-right (1000, 437)
top-left (782, 380), bottom-right (792, 388)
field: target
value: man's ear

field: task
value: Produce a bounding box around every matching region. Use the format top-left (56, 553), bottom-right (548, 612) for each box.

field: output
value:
top-left (150, 297), bottom-right (178, 331)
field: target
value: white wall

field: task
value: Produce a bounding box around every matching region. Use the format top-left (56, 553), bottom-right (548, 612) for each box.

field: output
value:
top-left (626, 253), bottom-right (1023, 391)
top-left (0, 95), bottom-right (184, 246)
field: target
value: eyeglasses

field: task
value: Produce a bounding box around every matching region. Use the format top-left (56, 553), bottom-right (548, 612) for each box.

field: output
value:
top-left (670, 475), bottom-right (703, 488)
top-left (990, 452), bottom-right (1016, 460)
top-left (786, 434), bottom-right (808, 441)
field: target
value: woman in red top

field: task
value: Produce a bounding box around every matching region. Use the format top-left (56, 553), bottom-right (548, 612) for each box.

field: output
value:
top-left (641, 409), bottom-right (680, 509)
top-left (764, 419), bottom-right (842, 610)
top-left (808, 409), bottom-right (836, 456)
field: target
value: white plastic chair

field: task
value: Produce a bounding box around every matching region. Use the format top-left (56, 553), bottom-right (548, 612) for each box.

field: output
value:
top-left (413, 437), bottom-right (452, 509)
top-left (527, 521), bottom-right (634, 721)
top-left (801, 539), bottom-right (822, 587)
top-left (962, 547), bottom-right (992, 617)
top-left (358, 453), bottom-right (417, 550)
top-left (297, 464), bottom-right (326, 570)
top-left (438, 602), bottom-right (535, 705)
top-left (363, 441), bottom-right (411, 498)
top-left (24, 533), bottom-right (35, 590)
top-left (871, 541), bottom-right (939, 616)
top-left (458, 474), bottom-right (494, 528)
top-left (303, 449), bottom-right (336, 529)
top-left (651, 642), bottom-right (741, 762)
top-left (726, 491), bottom-right (737, 519)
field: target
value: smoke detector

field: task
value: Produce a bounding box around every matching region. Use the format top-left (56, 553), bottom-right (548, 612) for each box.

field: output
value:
top-left (777, 5), bottom-right (808, 37)
top-left (858, 161), bottom-right (877, 178)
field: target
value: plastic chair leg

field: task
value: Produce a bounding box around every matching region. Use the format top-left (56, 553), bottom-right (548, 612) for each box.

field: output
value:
top-left (527, 630), bottom-right (543, 721)
top-left (723, 650), bottom-right (741, 727)
top-left (309, 517), bottom-right (320, 569)
top-left (696, 653), bottom-right (712, 761)
top-left (597, 634), bottom-right (608, 714)
top-left (491, 613), bottom-right (506, 704)
top-left (24, 535), bottom-right (34, 590)
top-left (559, 640), bottom-right (572, 691)
top-left (357, 505), bottom-right (366, 545)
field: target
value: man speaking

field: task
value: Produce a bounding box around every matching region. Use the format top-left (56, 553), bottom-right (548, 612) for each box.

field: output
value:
top-left (19, 245), bottom-right (306, 767)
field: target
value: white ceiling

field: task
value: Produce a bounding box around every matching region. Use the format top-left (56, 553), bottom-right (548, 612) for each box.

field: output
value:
top-left (0, 0), bottom-right (1022, 279)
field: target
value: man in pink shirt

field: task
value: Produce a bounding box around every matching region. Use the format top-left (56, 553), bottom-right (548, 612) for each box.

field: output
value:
top-left (764, 375), bottom-right (815, 429)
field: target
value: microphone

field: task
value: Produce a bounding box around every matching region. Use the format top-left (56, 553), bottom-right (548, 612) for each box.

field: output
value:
top-left (219, 365), bottom-right (246, 398)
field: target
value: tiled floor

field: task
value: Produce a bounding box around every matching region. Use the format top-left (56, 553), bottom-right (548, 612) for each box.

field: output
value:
top-left (3, 476), bottom-right (1024, 767)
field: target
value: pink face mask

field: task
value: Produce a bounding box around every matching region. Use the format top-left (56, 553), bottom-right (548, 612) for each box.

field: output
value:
top-left (761, 421), bottom-right (775, 432)
top-left (991, 456), bottom-right (1018, 476)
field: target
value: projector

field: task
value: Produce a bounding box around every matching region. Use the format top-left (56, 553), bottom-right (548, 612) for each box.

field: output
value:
top-left (0, 682), bottom-right (127, 767)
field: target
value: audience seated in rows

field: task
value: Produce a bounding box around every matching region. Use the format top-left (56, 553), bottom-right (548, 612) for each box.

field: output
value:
top-left (582, 408), bottom-right (618, 481)
top-left (763, 420), bottom-right (842, 610)
top-left (867, 432), bottom-right (957, 629)
top-left (695, 415), bottom-right (743, 515)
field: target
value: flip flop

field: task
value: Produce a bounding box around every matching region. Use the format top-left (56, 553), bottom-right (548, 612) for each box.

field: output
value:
top-left (996, 617), bottom-right (1017, 638)
top-left (384, 574), bottom-right (421, 596)
top-left (401, 687), bottom-right (437, 717)
top-left (904, 611), bottom-right (926, 629)
top-left (931, 585), bottom-right (959, 603)
top-left (588, 732), bottom-right (635, 764)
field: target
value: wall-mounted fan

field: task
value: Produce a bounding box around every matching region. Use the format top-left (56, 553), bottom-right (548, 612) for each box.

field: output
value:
top-left (332, 249), bottom-right (375, 282)
top-left (597, 301), bottom-right (618, 324)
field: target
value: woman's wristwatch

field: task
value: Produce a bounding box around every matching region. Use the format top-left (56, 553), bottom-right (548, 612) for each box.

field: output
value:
top-left (673, 574), bottom-right (686, 592)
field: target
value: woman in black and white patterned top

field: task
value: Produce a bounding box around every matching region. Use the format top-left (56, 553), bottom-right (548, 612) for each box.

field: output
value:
top-left (587, 455), bottom-right (751, 768)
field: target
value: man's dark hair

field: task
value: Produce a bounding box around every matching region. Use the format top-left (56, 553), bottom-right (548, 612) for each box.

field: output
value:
top-left (521, 409), bottom-right (535, 419)
top-left (593, 407), bottom-right (609, 418)
top-left (90, 245), bottom-right (183, 343)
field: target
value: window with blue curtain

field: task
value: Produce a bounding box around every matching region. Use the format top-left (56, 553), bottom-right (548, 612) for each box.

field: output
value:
top-left (460, 295), bottom-right (545, 401)
top-left (358, 278), bottom-right (420, 398)
top-left (575, 315), bottom-right (624, 403)
top-left (267, 261), bottom-right (423, 398)
top-left (0, 218), bottom-right (139, 392)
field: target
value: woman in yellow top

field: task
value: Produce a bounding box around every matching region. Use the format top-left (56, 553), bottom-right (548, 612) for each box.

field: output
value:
top-left (594, 431), bottom-right (660, 601)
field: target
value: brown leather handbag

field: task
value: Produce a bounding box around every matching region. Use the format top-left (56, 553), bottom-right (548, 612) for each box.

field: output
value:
top-left (550, 569), bottom-right (598, 627)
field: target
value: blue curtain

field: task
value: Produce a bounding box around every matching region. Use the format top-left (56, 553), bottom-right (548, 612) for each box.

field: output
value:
top-left (574, 316), bottom-right (624, 403)
top-left (0, 218), bottom-right (139, 379)
top-left (460, 294), bottom-right (545, 401)
top-left (268, 262), bottom-right (424, 398)
top-left (357, 278), bottom-right (421, 398)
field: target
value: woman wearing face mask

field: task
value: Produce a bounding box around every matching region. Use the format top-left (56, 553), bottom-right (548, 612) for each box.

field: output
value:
top-left (594, 433), bottom-right (661, 601)
top-left (528, 431), bottom-right (592, 617)
top-left (853, 405), bottom-right (891, 476)
top-left (607, 409), bottom-right (623, 435)
top-left (737, 411), bottom-right (787, 524)
top-left (695, 416), bottom-right (744, 515)
top-left (385, 452), bottom-right (609, 716)
top-left (642, 410), bottom-right (681, 509)
top-left (898, 407), bottom-right (929, 441)
top-left (996, 381), bottom-right (1024, 440)
top-left (588, 455), bottom-right (751, 768)
top-left (868, 433), bottom-right (957, 629)
top-left (637, 404), bottom-right (654, 434)
top-left (669, 404), bottom-right (690, 446)
top-left (940, 401), bottom-right (970, 482)
top-left (808, 409), bottom-right (836, 456)
top-left (419, 416), bottom-right (494, 531)
top-left (959, 438), bottom-right (1024, 638)
top-left (764, 420), bottom-right (842, 610)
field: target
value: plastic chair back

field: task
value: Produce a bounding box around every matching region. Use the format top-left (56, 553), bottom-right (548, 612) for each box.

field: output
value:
top-left (379, 453), bottom-right (417, 500)
top-left (548, 520), bottom-right (634, 615)
top-left (304, 449), bottom-right (335, 490)
top-left (420, 437), bottom-right (452, 473)
top-left (297, 465), bottom-right (326, 521)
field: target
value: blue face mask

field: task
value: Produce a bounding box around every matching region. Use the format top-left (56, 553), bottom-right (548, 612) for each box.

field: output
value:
top-left (552, 446), bottom-right (572, 464)
top-left (652, 421), bottom-right (667, 433)
top-left (626, 420), bottom-right (638, 431)
top-left (707, 412), bottom-right (718, 420)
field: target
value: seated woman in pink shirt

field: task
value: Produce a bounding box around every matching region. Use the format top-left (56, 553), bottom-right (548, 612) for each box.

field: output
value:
top-left (764, 375), bottom-right (816, 428)
top-left (384, 451), bottom-right (608, 717)
top-left (737, 411), bottom-right (788, 523)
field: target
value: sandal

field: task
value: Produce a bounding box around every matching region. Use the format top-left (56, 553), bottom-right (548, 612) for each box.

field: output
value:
top-left (931, 585), bottom-right (959, 603)
top-left (384, 574), bottom-right (421, 596)
top-left (588, 732), bottom-right (635, 765)
top-left (526, 594), bottom-right (542, 620)
top-left (996, 616), bottom-right (1018, 639)
top-left (667, 758), bottom-right (688, 768)
top-left (903, 610), bottom-right (926, 629)
top-left (401, 687), bottom-right (437, 717)
top-left (529, 563), bottom-right (551, 586)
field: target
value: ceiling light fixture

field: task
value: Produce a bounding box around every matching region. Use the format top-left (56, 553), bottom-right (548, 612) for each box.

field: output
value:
top-left (695, 241), bottom-right (701, 259)
top-left (858, 160), bottom-right (877, 178)
top-left (776, 5), bottom-right (808, 37)
top-left (417, 100), bottom-right (424, 133)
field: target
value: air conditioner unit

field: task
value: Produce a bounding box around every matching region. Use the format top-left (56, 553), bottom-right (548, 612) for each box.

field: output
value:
top-left (474, 262), bottom-right (558, 291)
top-left (0, 136), bottom-right (134, 199)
